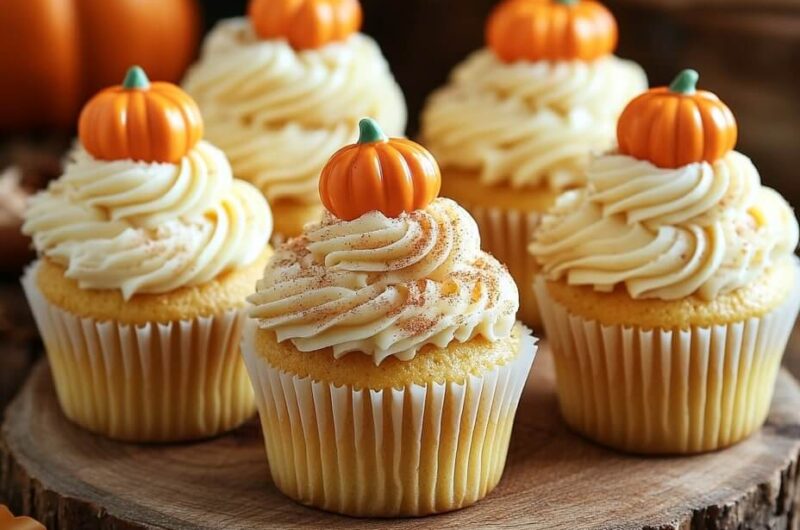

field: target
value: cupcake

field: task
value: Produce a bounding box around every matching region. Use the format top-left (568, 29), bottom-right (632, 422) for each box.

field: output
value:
top-left (242, 119), bottom-right (537, 516)
top-left (21, 66), bottom-right (274, 442)
top-left (420, 0), bottom-right (647, 327)
top-left (182, 0), bottom-right (406, 239)
top-left (530, 70), bottom-right (800, 454)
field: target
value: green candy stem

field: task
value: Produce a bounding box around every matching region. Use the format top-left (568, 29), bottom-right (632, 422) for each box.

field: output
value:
top-left (357, 118), bottom-right (388, 144)
top-left (669, 69), bottom-right (699, 95)
top-left (122, 65), bottom-right (150, 90)
top-left (555, 0), bottom-right (580, 5)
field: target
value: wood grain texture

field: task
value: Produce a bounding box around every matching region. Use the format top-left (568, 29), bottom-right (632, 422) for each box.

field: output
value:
top-left (605, 0), bottom-right (800, 210)
top-left (3, 343), bottom-right (800, 530)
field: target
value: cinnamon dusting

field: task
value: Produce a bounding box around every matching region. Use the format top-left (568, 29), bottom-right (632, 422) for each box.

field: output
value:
top-left (251, 198), bottom-right (518, 361)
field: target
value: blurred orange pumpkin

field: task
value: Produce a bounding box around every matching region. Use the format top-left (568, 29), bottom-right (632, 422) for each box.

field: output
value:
top-left (0, 0), bottom-right (200, 133)
top-left (79, 66), bottom-right (204, 164)
top-left (618, 69), bottom-right (738, 169)
top-left (0, 505), bottom-right (45, 530)
top-left (248, 0), bottom-right (362, 50)
top-left (319, 118), bottom-right (441, 221)
top-left (486, 0), bottom-right (618, 63)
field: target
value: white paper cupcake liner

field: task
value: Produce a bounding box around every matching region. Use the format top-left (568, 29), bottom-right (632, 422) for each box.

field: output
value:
top-left (242, 321), bottom-right (537, 517)
top-left (466, 205), bottom-right (542, 328)
top-left (21, 262), bottom-right (255, 442)
top-left (534, 266), bottom-right (800, 454)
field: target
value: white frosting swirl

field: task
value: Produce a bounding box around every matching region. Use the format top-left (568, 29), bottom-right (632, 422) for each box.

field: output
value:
top-left (23, 141), bottom-right (272, 299)
top-left (421, 49), bottom-right (647, 190)
top-left (530, 152), bottom-right (799, 301)
top-left (182, 18), bottom-right (407, 204)
top-left (248, 198), bottom-right (518, 364)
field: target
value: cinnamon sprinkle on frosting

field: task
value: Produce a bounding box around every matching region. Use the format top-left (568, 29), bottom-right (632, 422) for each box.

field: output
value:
top-left (248, 198), bottom-right (518, 364)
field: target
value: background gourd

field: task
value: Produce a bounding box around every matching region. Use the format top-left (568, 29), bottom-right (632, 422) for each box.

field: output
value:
top-left (0, 0), bottom-right (200, 132)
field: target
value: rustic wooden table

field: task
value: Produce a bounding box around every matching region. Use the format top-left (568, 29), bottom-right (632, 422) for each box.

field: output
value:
top-left (2, 336), bottom-right (800, 529)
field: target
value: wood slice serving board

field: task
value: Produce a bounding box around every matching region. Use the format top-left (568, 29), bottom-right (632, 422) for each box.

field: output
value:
top-left (3, 345), bottom-right (800, 530)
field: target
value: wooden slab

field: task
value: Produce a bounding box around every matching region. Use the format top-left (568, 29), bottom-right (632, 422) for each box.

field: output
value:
top-left (3, 345), bottom-right (800, 530)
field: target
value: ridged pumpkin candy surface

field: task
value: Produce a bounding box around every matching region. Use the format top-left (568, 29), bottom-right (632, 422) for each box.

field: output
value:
top-left (78, 66), bottom-right (203, 164)
top-left (248, 0), bottom-right (362, 50)
top-left (319, 118), bottom-right (441, 221)
top-left (617, 69), bottom-right (738, 169)
top-left (486, 0), bottom-right (618, 63)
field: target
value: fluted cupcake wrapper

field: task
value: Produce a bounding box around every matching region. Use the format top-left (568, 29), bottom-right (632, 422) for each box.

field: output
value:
top-left (241, 321), bottom-right (537, 517)
top-left (466, 205), bottom-right (542, 328)
top-left (534, 269), bottom-right (800, 454)
top-left (21, 262), bottom-right (255, 442)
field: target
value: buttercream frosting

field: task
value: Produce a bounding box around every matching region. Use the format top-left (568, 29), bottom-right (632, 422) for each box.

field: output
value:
top-left (23, 141), bottom-right (272, 299)
top-left (248, 198), bottom-right (518, 363)
top-left (183, 18), bottom-right (407, 204)
top-left (421, 49), bottom-right (646, 190)
top-left (530, 151), bottom-right (799, 301)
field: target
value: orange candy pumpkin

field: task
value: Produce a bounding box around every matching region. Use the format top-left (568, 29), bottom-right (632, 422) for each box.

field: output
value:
top-left (78, 66), bottom-right (203, 164)
top-left (319, 118), bottom-right (441, 221)
top-left (486, 0), bottom-right (618, 63)
top-left (0, 505), bottom-right (45, 530)
top-left (248, 0), bottom-right (362, 50)
top-left (0, 0), bottom-right (200, 133)
top-left (617, 69), bottom-right (738, 169)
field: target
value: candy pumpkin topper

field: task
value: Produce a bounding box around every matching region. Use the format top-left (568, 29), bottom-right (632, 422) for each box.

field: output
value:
top-left (617, 69), bottom-right (738, 169)
top-left (319, 118), bottom-right (442, 221)
top-left (487, 0), bottom-right (618, 63)
top-left (78, 66), bottom-right (203, 164)
top-left (248, 0), bottom-right (362, 51)
top-left (0, 504), bottom-right (45, 530)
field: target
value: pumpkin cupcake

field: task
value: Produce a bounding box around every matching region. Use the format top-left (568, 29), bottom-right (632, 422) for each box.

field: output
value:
top-left (420, 0), bottom-right (647, 327)
top-left (530, 70), bottom-right (800, 454)
top-left (182, 0), bottom-right (406, 239)
top-left (242, 119), bottom-right (537, 516)
top-left (21, 66), bottom-right (274, 442)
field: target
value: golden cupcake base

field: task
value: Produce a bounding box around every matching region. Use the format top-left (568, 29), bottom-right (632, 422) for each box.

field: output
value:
top-left (242, 322), bottom-right (537, 517)
top-left (534, 260), bottom-right (800, 454)
top-left (21, 257), bottom-right (272, 442)
top-left (551, 328), bottom-right (784, 454)
top-left (38, 317), bottom-right (255, 442)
